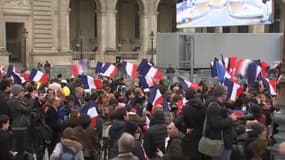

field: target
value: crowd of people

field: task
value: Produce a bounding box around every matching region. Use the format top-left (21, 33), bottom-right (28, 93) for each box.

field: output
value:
top-left (0, 64), bottom-right (283, 160)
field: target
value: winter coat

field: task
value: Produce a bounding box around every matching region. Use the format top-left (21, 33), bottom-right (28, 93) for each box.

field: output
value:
top-left (164, 132), bottom-right (184, 160)
top-left (9, 97), bottom-right (31, 128)
top-left (50, 139), bottom-right (84, 160)
top-left (143, 111), bottom-right (167, 159)
top-left (111, 152), bottom-right (139, 160)
top-left (205, 98), bottom-right (235, 149)
top-left (0, 129), bottom-right (13, 160)
top-left (0, 91), bottom-right (10, 116)
top-left (132, 141), bottom-right (145, 160)
top-left (181, 97), bottom-right (206, 159)
top-left (109, 120), bottom-right (126, 159)
top-left (74, 125), bottom-right (100, 158)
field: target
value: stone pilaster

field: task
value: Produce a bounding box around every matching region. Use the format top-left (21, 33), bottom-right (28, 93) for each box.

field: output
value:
top-left (59, 0), bottom-right (70, 52)
top-left (52, 0), bottom-right (59, 52)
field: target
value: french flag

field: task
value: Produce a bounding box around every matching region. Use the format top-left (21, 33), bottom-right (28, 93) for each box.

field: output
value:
top-left (222, 56), bottom-right (237, 74)
top-left (100, 63), bottom-right (118, 78)
top-left (71, 62), bottom-right (84, 77)
top-left (224, 78), bottom-right (240, 101)
top-left (260, 60), bottom-right (270, 77)
top-left (138, 62), bottom-right (164, 79)
top-left (177, 77), bottom-right (200, 91)
top-left (247, 62), bottom-right (262, 86)
top-left (148, 86), bottom-right (164, 108)
top-left (30, 69), bottom-right (49, 84)
top-left (236, 58), bottom-right (252, 77)
top-left (7, 65), bottom-right (16, 77)
top-left (212, 58), bottom-right (233, 83)
top-left (95, 61), bottom-right (105, 74)
top-left (121, 61), bottom-right (138, 78)
top-left (87, 107), bottom-right (98, 128)
top-left (138, 76), bottom-right (156, 88)
top-left (260, 77), bottom-right (277, 96)
top-left (0, 66), bottom-right (5, 74)
top-left (11, 72), bottom-right (26, 84)
top-left (78, 75), bottom-right (103, 90)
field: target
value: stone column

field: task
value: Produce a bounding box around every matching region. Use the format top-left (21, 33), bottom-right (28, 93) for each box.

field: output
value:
top-left (0, 0), bottom-right (4, 49)
top-left (183, 28), bottom-right (195, 32)
top-left (59, 0), bottom-right (70, 52)
top-left (248, 25), bottom-right (265, 33)
top-left (215, 27), bottom-right (223, 33)
top-left (96, 11), bottom-right (107, 61)
top-left (105, 9), bottom-right (117, 52)
top-left (139, 11), bottom-right (150, 58)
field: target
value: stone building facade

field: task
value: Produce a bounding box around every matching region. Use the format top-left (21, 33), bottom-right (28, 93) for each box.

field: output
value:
top-left (0, 0), bottom-right (284, 67)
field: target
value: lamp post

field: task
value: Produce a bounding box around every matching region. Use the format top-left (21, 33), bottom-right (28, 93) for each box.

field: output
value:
top-left (80, 32), bottom-right (83, 60)
top-left (149, 31), bottom-right (155, 65)
top-left (23, 28), bottom-right (28, 69)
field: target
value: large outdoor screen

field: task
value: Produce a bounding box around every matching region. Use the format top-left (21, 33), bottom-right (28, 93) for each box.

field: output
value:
top-left (177, 0), bottom-right (273, 28)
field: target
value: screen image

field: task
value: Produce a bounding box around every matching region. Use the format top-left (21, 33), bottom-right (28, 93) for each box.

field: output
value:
top-left (176, 0), bottom-right (273, 28)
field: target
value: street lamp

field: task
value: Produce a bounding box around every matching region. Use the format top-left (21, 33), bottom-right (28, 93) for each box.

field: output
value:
top-left (117, 43), bottom-right (122, 54)
top-left (80, 32), bottom-right (83, 60)
top-left (149, 31), bottom-right (155, 65)
top-left (23, 28), bottom-right (28, 69)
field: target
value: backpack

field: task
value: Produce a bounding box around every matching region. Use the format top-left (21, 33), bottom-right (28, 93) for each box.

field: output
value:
top-left (60, 144), bottom-right (77, 160)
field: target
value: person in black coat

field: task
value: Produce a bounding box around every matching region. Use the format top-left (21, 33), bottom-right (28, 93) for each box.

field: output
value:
top-left (0, 115), bottom-right (16, 160)
top-left (45, 96), bottom-right (61, 155)
top-left (0, 80), bottom-right (11, 116)
top-left (205, 86), bottom-right (237, 160)
top-left (182, 89), bottom-right (206, 160)
top-left (143, 111), bottom-right (167, 159)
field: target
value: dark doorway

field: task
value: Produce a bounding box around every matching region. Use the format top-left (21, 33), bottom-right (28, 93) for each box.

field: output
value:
top-left (6, 23), bottom-right (25, 63)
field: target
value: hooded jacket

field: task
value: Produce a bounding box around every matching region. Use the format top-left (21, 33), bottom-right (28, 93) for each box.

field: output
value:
top-left (50, 139), bottom-right (84, 160)
top-left (143, 111), bottom-right (167, 159)
top-left (181, 97), bottom-right (206, 159)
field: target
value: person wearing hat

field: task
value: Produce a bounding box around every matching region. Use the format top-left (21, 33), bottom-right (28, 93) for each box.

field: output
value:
top-left (8, 84), bottom-right (32, 158)
top-left (205, 85), bottom-right (238, 160)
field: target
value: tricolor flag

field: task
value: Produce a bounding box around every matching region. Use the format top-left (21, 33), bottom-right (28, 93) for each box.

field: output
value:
top-left (260, 77), bottom-right (277, 96)
top-left (87, 106), bottom-right (98, 128)
top-left (0, 66), bottom-right (5, 74)
top-left (95, 61), bottom-right (105, 74)
top-left (148, 86), bottom-right (164, 108)
top-left (224, 78), bottom-right (240, 101)
top-left (138, 61), bottom-right (163, 79)
top-left (247, 62), bottom-right (262, 86)
top-left (177, 77), bottom-right (200, 91)
top-left (78, 75), bottom-right (103, 90)
top-left (71, 62), bottom-right (84, 77)
top-left (121, 61), bottom-right (138, 78)
top-left (100, 63), bottom-right (118, 78)
top-left (30, 69), bottom-right (49, 84)
top-left (236, 58), bottom-right (252, 77)
top-left (138, 76), bottom-right (156, 88)
top-left (211, 58), bottom-right (233, 83)
top-left (222, 56), bottom-right (237, 74)
top-left (7, 65), bottom-right (16, 77)
top-left (260, 60), bottom-right (270, 77)
top-left (11, 72), bottom-right (26, 84)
